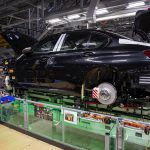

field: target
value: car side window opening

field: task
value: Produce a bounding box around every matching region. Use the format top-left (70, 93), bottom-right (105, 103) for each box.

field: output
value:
top-left (89, 32), bottom-right (110, 49)
top-left (60, 32), bottom-right (92, 51)
top-left (34, 34), bottom-right (60, 52)
top-left (60, 31), bottom-right (109, 51)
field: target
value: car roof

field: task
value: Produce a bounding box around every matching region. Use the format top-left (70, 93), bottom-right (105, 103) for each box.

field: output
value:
top-left (40, 28), bottom-right (130, 44)
top-left (50, 28), bottom-right (130, 39)
top-left (76, 29), bottom-right (130, 39)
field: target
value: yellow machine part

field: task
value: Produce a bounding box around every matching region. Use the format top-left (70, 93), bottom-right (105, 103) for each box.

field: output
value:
top-left (0, 35), bottom-right (10, 48)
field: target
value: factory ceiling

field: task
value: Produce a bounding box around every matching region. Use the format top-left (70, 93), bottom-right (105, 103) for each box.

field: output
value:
top-left (0, 0), bottom-right (149, 39)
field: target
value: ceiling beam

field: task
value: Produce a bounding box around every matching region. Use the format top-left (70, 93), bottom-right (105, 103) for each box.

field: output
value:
top-left (100, 0), bottom-right (142, 7)
top-left (86, 0), bottom-right (100, 23)
top-left (0, 0), bottom-right (31, 12)
top-left (1, 18), bottom-right (41, 29)
top-left (8, 15), bottom-right (25, 21)
top-left (0, 9), bottom-right (29, 19)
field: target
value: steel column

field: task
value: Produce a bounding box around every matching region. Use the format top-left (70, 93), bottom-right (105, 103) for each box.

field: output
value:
top-left (116, 125), bottom-right (124, 150)
top-left (86, 0), bottom-right (99, 23)
top-left (105, 133), bottom-right (110, 150)
top-left (23, 100), bottom-right (28, 130)
top-left (29, 8), bottom-right (31, 31)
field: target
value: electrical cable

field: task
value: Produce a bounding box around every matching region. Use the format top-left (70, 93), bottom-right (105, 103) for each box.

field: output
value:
top-left (108, 122), bottom-right (116, 135)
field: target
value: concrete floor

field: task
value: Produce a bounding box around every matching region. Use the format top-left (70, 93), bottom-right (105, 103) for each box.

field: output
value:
top-left (0, 125), bottom-right (62, 150)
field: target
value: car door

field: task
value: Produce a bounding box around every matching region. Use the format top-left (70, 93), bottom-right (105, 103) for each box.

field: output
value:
top-left (82, 31), bottom-right (111, 65)
top-left (46, 31), bottom-right (111, 85)
top-left (46, 31), bottom-right (93, 84)
top-left (15, 33), bottom-right (63, 84)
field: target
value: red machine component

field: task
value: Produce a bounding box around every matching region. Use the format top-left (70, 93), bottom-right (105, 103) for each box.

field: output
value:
top-left (92, 87), bottom-right (99, 99)
top-left (82, 112), bottom-right (150, 135)
top-left (82, 112), bottom-right (113, 124)
top-left (122, 120), bottom-right (150, 135)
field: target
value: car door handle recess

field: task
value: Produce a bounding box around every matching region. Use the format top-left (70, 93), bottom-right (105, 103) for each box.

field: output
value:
top-left (83, 52), bottom-right (94, 56)
top-left (40, 57), bottom-right (47, 62)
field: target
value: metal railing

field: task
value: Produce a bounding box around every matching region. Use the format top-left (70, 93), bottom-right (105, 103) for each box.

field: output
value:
top-left (0, 97), bottom-right (150, 150)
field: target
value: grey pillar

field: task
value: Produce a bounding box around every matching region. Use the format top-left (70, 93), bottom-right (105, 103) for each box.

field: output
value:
top-left (116, 125), bottom-right (124, 150)
top-left (86, 0), bottom-right (99, 23)
top-left (105, 132), bottom-right (110, 150)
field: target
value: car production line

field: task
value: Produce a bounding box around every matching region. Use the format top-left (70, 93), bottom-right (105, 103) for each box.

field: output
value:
top-left (2, 30), bottom-right (150, 150)
top-left (1, 5), bottom-right (150, 150)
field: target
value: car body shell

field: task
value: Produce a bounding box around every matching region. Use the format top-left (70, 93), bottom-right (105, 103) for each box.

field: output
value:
top-left (14, 29), bottom-right (150, 85)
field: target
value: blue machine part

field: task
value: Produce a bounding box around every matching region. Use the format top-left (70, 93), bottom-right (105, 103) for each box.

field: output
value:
top-left (0, 96), bottom-right (15, 104)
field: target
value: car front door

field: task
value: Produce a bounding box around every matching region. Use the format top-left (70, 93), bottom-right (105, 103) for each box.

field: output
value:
top-left (15, 33), bottom-right (64, 85)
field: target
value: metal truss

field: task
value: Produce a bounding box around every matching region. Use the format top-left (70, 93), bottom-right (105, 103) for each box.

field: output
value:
top-left (0, 0), bottom-right (149, 40)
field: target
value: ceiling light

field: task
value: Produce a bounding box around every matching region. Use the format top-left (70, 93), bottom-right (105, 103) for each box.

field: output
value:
top-left (47, 18), bottom-right (61, 24)
top-left (126, 1), bottom-right (145, 9)
top-left (96, 8), bottom-right (109, 15)
top-left (67, 14), bottom-right (80, 19)
top-left (47, 27), bottom-right (52, 30)
top-left (96, 12), bottom-right (136, 21)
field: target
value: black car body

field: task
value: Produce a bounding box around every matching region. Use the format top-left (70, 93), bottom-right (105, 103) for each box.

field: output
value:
top-left (5, 29), bottom-right (150, 105)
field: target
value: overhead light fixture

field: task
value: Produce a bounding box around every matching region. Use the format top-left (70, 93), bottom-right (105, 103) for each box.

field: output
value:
top-left (126, 1), bottom-right (145, 9)
top-left (47, 27), bottom-right (52, 30)
top-left (96, 12), bottom-right (136, 21)
top-left (67, 14), bottom-right (80, 19)
top-left (96, 8), bottom-right (109, 15)
top-left (47, 18), bottom-right (61, 24)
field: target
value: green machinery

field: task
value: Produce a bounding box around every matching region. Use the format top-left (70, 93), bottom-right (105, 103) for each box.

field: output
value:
top-left (6, 88), bottom-right (148, 150)
top-left (0, 87), bottom-right (150, 150)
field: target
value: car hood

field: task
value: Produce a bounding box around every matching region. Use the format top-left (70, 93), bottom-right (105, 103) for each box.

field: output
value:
top-left (1, 31), bottom-right (37, 55)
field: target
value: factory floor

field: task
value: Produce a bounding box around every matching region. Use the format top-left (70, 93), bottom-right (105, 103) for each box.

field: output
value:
top-left (0, 125), bottom-right (62, 150)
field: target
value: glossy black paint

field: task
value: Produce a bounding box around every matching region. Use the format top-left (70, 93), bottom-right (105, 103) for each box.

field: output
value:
top-left (9, 29), bottom-right (150, 101)
top-left (1, 31), bottom-right (36, 55)
top-left (15, 30), bottom-right (150, 83)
